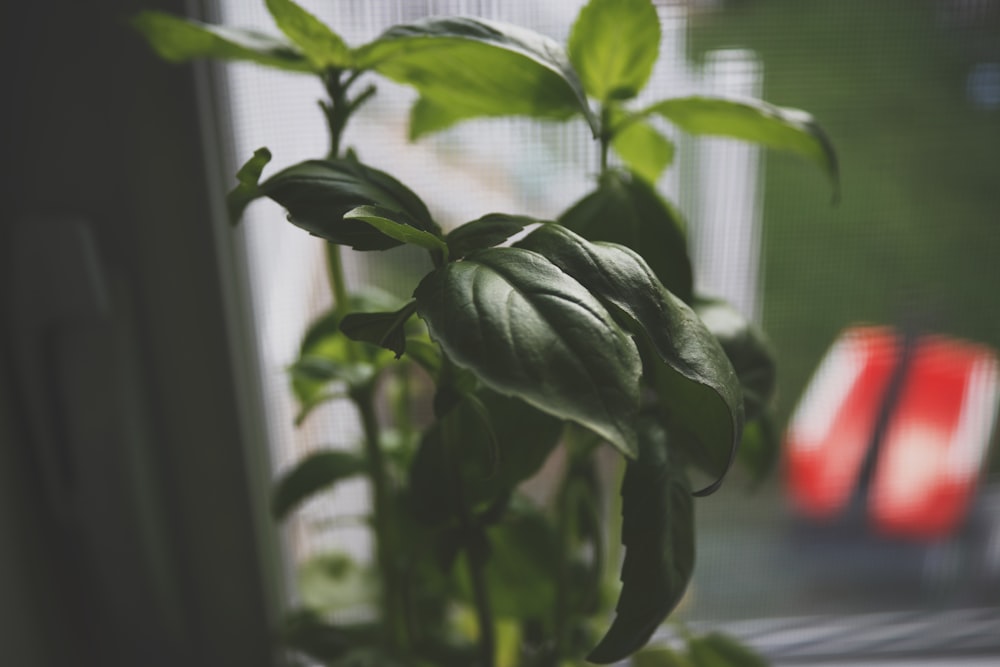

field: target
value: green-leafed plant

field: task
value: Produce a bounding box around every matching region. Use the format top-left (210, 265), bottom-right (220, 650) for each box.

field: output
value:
top-left (135, 0), bottom-right (837, 665)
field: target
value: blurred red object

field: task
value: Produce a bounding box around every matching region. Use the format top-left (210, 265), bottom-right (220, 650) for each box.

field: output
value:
top-left (785, 326), bottom-right (1000, 540)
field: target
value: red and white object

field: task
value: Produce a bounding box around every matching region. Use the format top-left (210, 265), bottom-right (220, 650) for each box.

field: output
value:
top-left (785, 326), bottom-right (1000, 540)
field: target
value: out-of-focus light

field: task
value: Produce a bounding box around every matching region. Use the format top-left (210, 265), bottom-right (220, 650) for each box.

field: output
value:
top-left (786, 326), bottom-right (999, 540)
top-left (786, 327), bottom-right (899, 518)
top-left (967, 62), bottom-right (1000, 110)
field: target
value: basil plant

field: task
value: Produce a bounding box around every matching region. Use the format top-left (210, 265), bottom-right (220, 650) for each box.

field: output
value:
top-left (135, 0), bottom-right (836, 665)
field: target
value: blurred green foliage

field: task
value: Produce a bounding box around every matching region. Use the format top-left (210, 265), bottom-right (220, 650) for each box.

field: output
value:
top-left (688, 0), bottom-right (1000, 467)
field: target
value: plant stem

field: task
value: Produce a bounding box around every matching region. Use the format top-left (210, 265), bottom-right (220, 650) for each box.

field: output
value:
top-left (467, 545), bottom-right (496, 667)
top-left (325, 241), bottom-right (350, 313)
top-left (441, 409), bottom-right (496, 667)
top-left (319, 70), bottom-right (355, 321)
top-left (551, 430), bottom-right (607, 665)
top-left (604, 455), bottom-right (626, 599)
top-left (552, 444), bottom-right (582, 663)
top-left (352, 382), bottom-right (408, 654)
top-left (599, 104), bottom-right (612, 176)
top-left (322, 70), bottom-right (376, 160)
top-left (323, 70), bottom-right (348, 160)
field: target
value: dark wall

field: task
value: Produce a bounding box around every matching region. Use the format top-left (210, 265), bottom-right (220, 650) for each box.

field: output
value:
top-left (2, 2), bottom-right (280, 665)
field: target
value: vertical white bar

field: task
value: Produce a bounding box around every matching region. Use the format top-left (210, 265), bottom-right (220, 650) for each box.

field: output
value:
top-left (692, 49), bottom-right (764, 322)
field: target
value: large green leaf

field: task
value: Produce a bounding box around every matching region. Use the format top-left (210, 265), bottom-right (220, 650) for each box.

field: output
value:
top-left (131, 11), bottom-right (313, 72)
top-left (409, 392), bottom-right (562, 525)
top-left (559, 169), bottom-right (692, 303)
top-left (611, 119), bottom-right (676, 185)
top-left (413, 247), bottom-right (640, 457)
top-left (568, 0), bottom-right (661, 102)
top-left (407, 97), bottom-right (470, 140)
top-left (446, 213), bottom-right (539, 259)
top-left (691, 298), bottom-right (779, 488)
top-left (694, 298), bottom-right (775, 423)
top-left (256, 157), bottom-right (439, 250)
top-left (354, 17), bottom-right (598, 138)
top-left (588, 418), bottom-right (694, 664)
top-left (265, 0), bottom-right (352, 69)
top-left (272, 450), bottom-right (366, 519)
top-left (515, 224), bottom-right (742, 492)
top-left (646, 95), bottom-right (839, 196)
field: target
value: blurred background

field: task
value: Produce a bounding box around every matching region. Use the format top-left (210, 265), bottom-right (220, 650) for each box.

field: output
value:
top-left (3, 0), bottom-right (999, 665)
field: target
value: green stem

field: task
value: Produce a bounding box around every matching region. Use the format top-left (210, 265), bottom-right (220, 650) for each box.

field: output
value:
top-left (599, 104), bottom-right (612, 176)
top-left (325, 242), bottom-right (349, 315)
top-left (352, 382), bottom-right (408, 654)
top-left (441, 407), bottom-right (496, 667)
top-left (553, 465), bottom-right (575, 664)
top-left (393, 364), bottom-right (413, 444)
top-left (605, 455), bottom-right (626, 598)
top-left (322, 70), bottom-right (376, 160)
top-left (323, 70), bottom-right (348, 160)
top-left (552, 429), bottom-right (603, 664)
top-left (467, 544), bottom-right (496, 667)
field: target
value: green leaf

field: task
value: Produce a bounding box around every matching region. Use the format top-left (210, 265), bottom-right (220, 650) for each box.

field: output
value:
top-left (409, 392), bottom-right (562, 525)
top-left (612, 119), bottom-right (676, 184)
top-left (290, 354), bottom-right (372, 391)
top-left (280, 611), bottom-right (394, 665)
top-left (588, 418), bottom-right (694, 664)
top-left (408, 96), bottom-right (469, 141)
top-left (402, 338), bottom-right (443, 380)
top-left (344, 205), bottom-right (447, 257)
top-left (265, 0), bottom-right (351, 69)
top-left (694, 298), bottom-right (775, 423)
top-left (568, 0), bottom-right (661, 102)
top-left (300, 290), bottom-right (409, 355)
top-left (339, 300), bottom-right (418, 359)
top-left (297, 553), bottom-right (377, 613)
top-left (288, 357), bottom-right (342, 418)
top-left (291, 294), bottom-right (403, 421)
top-left (272, 450), bottom-right (366, 519)
top-left (647, 95), bottom-right (839, 197)
top-left (559, 169), bottom-right (692, 303)
top-left (354, 17), bottom-right (598, 138)
top-left (447, 213), bottom-right (538, 259)
top-left (413, 246), bottom-right (641, 457)
top-left (258, 157), bottom-right (439, 250)
top-left (458, 501), bottom-right (560, 618)
top-left (634, 647), bottom-right (694, 667)
top-left (131, 10), bottom-right (313, 72)
top-left (736, 410), bottom-right (781, 489)
top-left (280, 609), bottom-right (354, 662)
top-left (690, 298), bottom-right (778, 489)
top-left (227, 147), bottom-right (272, 223)
top-left (515, 224), bottom-right (743, 493)
top-left (687, 632), bottom-right (769, 667)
